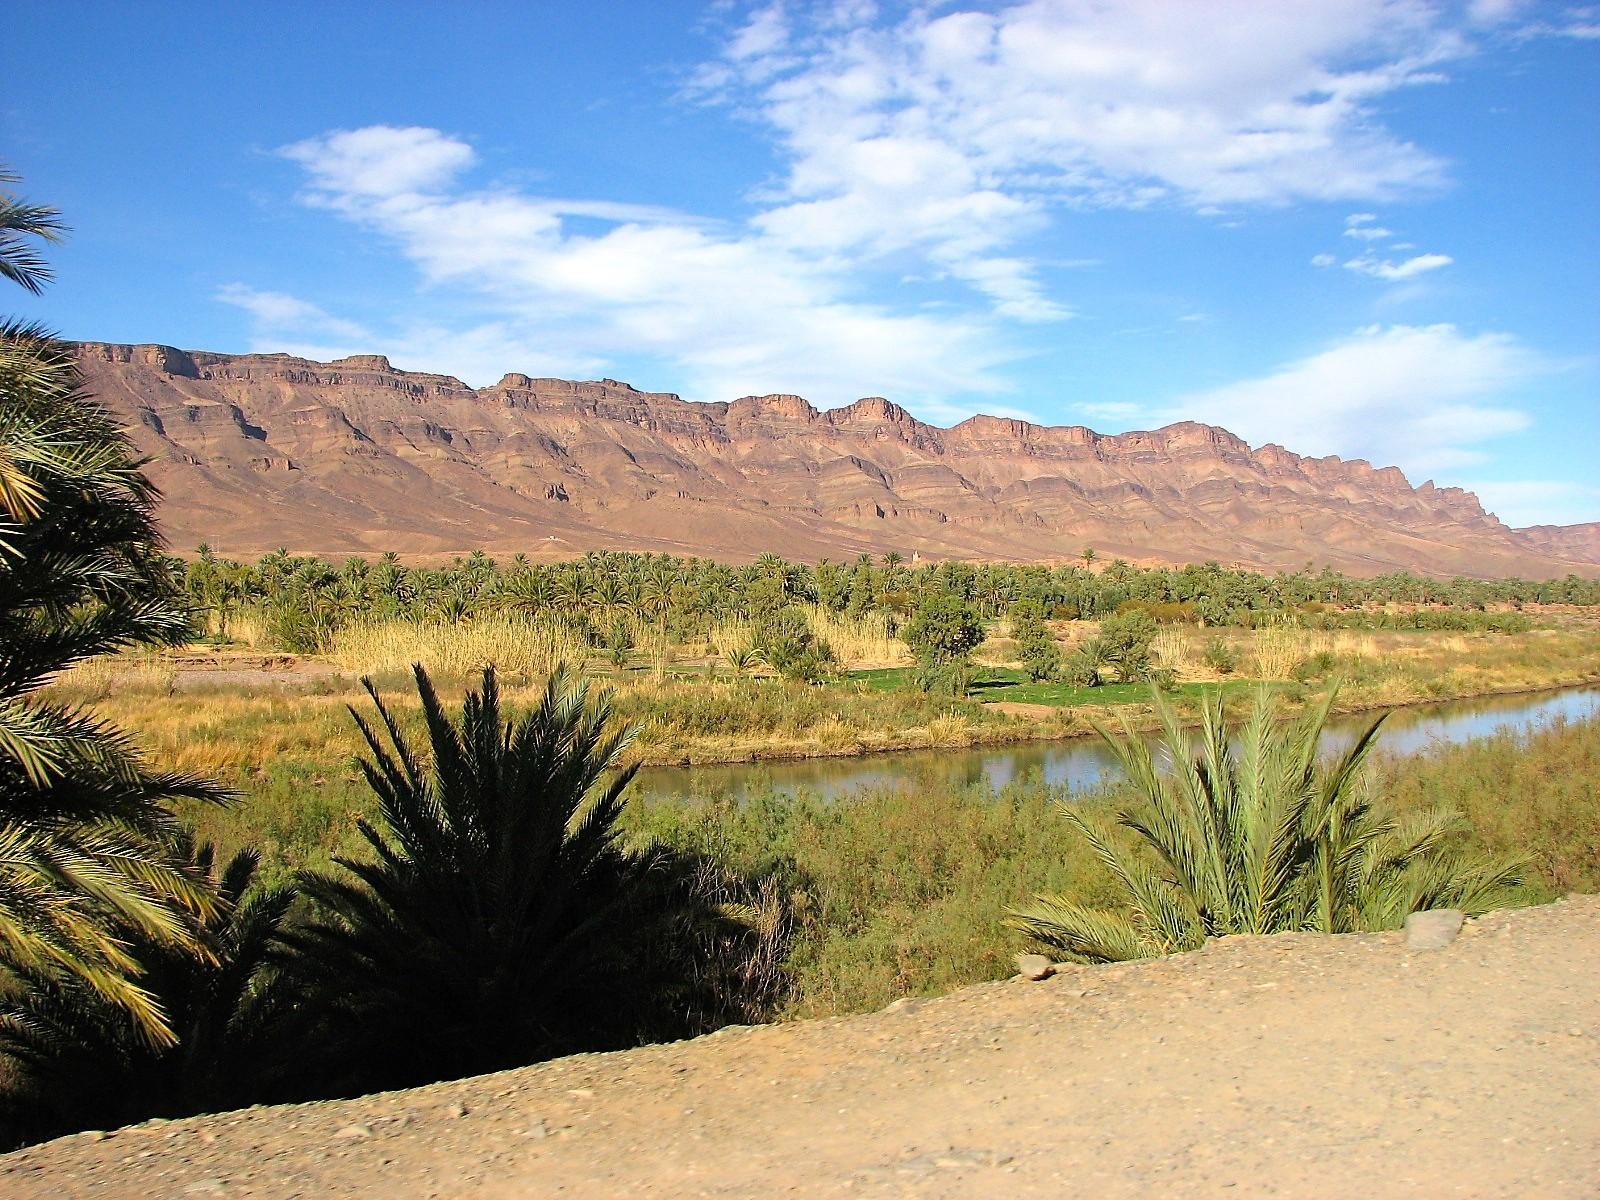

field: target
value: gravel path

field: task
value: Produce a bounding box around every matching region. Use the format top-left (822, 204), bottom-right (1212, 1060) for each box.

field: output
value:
top-left (5, 897), bottom-right (1596, 1199)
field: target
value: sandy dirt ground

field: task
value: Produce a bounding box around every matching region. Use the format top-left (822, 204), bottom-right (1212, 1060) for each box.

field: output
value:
top-left (3, 897), bottom-right (1596, 1200)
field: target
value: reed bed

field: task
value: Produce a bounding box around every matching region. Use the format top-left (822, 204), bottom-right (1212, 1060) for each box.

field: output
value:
top-left (1150, 625), bottom-right (1201, 674)
top-left (1249, 624), bottom-right (1338, 678)
top-left (707, 617), bottom-right (756, 659)
top-left (801, 605), bottom-right (910, 668)
top-left (211, 609), bottom-right (271, 649)
top-left (327, 617), bottom-right (591, 679)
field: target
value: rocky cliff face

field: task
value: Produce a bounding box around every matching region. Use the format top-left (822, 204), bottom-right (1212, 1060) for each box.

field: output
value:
top-left (76, 343), bottom-right (1598, 575)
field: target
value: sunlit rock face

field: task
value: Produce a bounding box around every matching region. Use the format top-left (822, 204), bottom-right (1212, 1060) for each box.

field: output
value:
top-left (77, 342), bottom-right (1595, 576)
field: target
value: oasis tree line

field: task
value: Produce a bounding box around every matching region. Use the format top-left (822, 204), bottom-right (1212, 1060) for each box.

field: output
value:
top-left (183, 543), bottom-right (1592, 661)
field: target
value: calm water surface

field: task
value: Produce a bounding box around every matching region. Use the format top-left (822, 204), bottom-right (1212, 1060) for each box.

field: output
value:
top-left (634, 685), bottom-right (1600, 803)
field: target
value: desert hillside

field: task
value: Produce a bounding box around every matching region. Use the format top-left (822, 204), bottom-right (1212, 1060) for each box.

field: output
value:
top-left (79, 343), bottom-right (1598, 577)
top-left (4, 896), bottom-right (1595, 1199)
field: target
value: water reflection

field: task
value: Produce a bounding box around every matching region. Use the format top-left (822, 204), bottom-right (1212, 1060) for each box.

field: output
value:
top-left (634, 686), bottom-right (1600, 804)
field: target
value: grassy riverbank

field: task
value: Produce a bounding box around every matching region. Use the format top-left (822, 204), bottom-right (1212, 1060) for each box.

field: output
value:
top-left (50, 646), bottom-right (1600, 1021)
top-left (632, 712), bottom-right (1600, 1018)
top-left (52, 619), bottom-right (1600, 770)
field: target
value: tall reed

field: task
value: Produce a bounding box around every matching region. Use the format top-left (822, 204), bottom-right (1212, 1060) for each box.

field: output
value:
top-left (801, 605), bottom-right (910, 667)
top-left (327, 617), bottom-right (590, 678)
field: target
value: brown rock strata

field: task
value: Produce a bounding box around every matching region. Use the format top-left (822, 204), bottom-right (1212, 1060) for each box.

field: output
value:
top-left (76, 343), bottom-right (1599, 574)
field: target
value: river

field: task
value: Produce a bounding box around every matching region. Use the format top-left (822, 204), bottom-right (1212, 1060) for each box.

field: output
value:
top-left (633, 685), bottom-right (1600, 803)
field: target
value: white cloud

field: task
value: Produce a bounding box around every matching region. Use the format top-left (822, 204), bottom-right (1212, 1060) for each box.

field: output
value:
top-left (237, 5), bottom-right (1526, 422)
top-left (1159, 324), bottom-right (1543, 477)
top-left (1343, 251), bottom-right (1453, 280)
top-left (215, 284), bottom-right (369, 341)
top-left (1075, 400), bottom-right (1144, 424)
top-left (727, 3), bottom-right (789, 62)
top-left (717, 1), bottom-right (1465, 213)
top-left (281, 126), bottom-right (475, 198)
top-left (1463, 480), bottom-right (1600, 528)
top-left (1316, 211), bottom-right (1451, 281)
top-left (1504, 3), bottom-right (1600, 39)
top-left (258, 125), bottom-right (1019, 408)
top-left (693, 1), bottom-right (1487, 325)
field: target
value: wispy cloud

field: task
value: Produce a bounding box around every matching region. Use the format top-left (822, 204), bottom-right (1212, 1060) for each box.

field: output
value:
top-left (1343, 251), bottom-right (1454, 280)
top-left (215, 283), bottom-right (369, 341)
top-left (1312, 211), bottom-right (1452, 283)
top-left (1156, 324), bottom-right (1545, 477)
top-left (700, 0), bottom-right (1477, 322)
top-left (282, 125), bottom-right (473, 197)
top-left (258, 126), bottom-right (1019, 408)
top-left (232, 5), bottom-right (1520, 416)
top-left (1463, 479), bottom-right (1600, 528)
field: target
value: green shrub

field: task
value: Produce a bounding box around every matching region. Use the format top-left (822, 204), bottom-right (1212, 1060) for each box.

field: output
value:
top-left (754, 605), bottom-right (835, 682)
top-left (1291, 650), bottom-right (1338, 682)
top-left (1202, 636), bottom-right (1238, 674)
top-left (1096, 609), bottom-right (1157, 683)
top-left (1010, 599), bottom-right (1062, 682)
top-left (904, 595), bottom-right (985, 664)
top-left (912, 660), bottom-right (971, 697)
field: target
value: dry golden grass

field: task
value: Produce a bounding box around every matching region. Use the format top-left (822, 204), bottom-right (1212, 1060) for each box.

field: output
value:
top-left (811, 715), bottom-right (860, 753)
top-left (1151, 626), bottom-right (1200, 674)
top-left (708, 617), bottom-right (756, 658)
top-left (327, 617), bottom-right (590, 678)
top-left (973, 636), bottom-right (1020, 667)
top-left (52, 650), bottom-right (177, 699)
top-left (1249, 625), bottom-right (1321, 679)
top-left (222, 610), bottom-right (271, 648)
top-left (801, 605), bottom-right (910, 668)
top-left (41, 620), bottom-right (1600, 793)
top-left (926, 713), bottom-right (972, 747)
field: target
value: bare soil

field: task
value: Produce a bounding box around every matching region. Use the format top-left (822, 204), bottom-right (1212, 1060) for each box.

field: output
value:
top-left (4, 897), bottom-right (1596, 1199)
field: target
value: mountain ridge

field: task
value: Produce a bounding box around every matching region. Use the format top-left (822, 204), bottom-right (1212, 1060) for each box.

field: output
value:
top-left (77, 342), bottom-right (1598, 577)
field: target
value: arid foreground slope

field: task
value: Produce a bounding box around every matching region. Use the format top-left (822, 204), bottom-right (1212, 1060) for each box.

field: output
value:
top-left (6, 896), bottom-right (1596, 1199)
top-left (81, 342), bottom-right (1598, 576)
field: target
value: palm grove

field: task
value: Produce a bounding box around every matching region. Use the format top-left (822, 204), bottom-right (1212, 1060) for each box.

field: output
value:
top-left (0, 175), bottom-right (1532, 1147)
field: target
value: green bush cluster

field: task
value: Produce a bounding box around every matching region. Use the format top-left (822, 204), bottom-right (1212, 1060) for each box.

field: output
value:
top-left (904, 594), bottom-right (985, 696)
top-left (753, 604), bottom-right (835, 682)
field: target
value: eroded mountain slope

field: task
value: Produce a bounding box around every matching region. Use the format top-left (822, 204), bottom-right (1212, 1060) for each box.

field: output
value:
top-left (80, 343), bottom-right (1597, 575)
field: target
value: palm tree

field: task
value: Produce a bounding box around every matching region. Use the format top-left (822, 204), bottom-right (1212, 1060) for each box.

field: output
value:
top-left (280, 664), bottom-right (709, 1094)
top-left (1, 172), bottom-right (231, 1044)
top-left (0, 839), bottom-right (297, 1145)
top-left (0, 169), bottom-right (65, 297)
top-left (636, 563), bottom-right (676, 676)
top-left (723, 643), bottom-right (767, 680)
top-left (1006, 687), bottom-right (1523, 963)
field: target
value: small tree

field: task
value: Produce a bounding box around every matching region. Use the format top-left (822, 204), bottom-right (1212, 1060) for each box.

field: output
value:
top-left (1095, 609), bottom-right (1157, 683)
top-left (1, 170), bottom-right (229, 1045)
top-left (602, 616), bottom-right (635, 668)
top-left (280, 665), bottom-right (739, 1095)
top-left (753, 605), bottom-right (832, 682)
top-left (1009, 599), bottom-right (1061, 682)
top-left (904, 594), bottom-right (984, 697)
top-left (0, 840), bottom-right (296, 1144)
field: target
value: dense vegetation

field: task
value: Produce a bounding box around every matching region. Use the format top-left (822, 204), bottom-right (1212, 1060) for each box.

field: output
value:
top-left (182, 544), bottom-right (1600, 663)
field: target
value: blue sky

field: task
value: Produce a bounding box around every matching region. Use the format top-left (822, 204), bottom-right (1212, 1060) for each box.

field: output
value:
top-left (4, 1), bottom-right (1597, 527)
